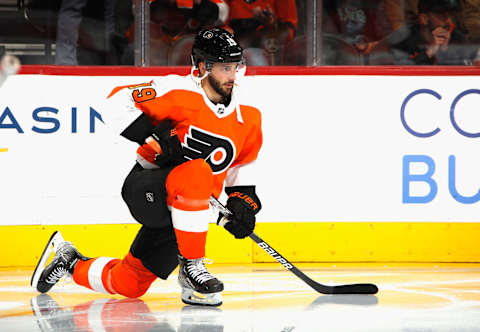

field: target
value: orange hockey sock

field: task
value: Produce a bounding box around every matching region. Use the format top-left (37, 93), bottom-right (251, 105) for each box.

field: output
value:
top-left (73, 253), bottom-right (157, 298)
top-left (171, 208), bottom-right (211, 259)
top-left (73, 257), bottom-right (119, 294)
top-left (166, 159), bottom-right (214, 259)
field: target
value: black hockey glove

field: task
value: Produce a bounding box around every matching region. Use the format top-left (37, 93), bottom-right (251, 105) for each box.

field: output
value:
top-left (217, 186), bottom-right (262, 239)
top-left (146, 121), bottom-right (184, 167)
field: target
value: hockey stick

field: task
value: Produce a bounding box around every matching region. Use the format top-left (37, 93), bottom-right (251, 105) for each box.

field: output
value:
top-left (209, 196), bottom-right (379, 295)
top-left (0, 54), bottom-right (21, 88)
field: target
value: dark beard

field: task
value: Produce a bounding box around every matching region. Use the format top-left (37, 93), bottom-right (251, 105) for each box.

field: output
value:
top-left (208, 74), bottom-right (232, 105)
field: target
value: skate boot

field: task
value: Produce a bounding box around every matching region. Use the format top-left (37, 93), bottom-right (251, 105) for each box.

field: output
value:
top-left (31, 231), bottom-right (89, 293)
top-left (178, 255), bottom-right (224, 306)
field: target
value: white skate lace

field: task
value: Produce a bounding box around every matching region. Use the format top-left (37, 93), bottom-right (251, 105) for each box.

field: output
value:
top-left (45, 265), bottom-right (67, 284)
top-left (187, 259), bottom-right (215, 283)
top-left (45, 242), bottom-right (74, 284)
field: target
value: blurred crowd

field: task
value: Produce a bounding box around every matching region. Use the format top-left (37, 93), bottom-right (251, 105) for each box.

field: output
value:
top-left (322, 0), bottom-right (480, 65)
top-left (1, 0), bottom-right (479, 66)
top-left (49, 0), bottom-right (300, 66)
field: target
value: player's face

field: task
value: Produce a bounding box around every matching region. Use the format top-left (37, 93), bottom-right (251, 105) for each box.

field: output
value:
top-left (208, 62), bottom-right (242, 97)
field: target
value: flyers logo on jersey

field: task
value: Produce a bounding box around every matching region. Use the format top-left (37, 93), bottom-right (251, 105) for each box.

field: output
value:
top-left (183, 126), bottom-right (236, 174)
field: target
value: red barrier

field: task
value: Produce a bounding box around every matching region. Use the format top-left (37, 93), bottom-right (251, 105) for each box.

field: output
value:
top-left (18, 65), bottom-right (480, 76)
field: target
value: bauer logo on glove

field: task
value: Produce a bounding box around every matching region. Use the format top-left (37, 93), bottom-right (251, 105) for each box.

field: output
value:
top-left (228, 192), bottom-right (259, 211)
top-left (217, 186), bottom-right (262, 239)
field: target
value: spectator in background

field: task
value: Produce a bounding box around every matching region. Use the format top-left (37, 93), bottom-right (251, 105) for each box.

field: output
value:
top-left (113, 0), bottom-right (228, 65)
top-left (456, 0), bottom-right (480, 44)
top-left (224, 0), bottom-right (298, 65)
top-left (385, 0), bottom-right (480, 44)
top-left (55, 0), bottom-right (89, 65)
top-left (388, 0), bottom-right (479, 65)
top-left (150, 0), bottom-right (228, 65)
top-left (149, 0), bottom-right (228, 37)
top-left (55, 0), bottom-right (117, 65)
top-left (384, 0), bottom-right (419, 31)
top-left (322, 0), bottom-right (392, 56)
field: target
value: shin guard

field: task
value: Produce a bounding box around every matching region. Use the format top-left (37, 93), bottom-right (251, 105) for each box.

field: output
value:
top-left (166, 159), bottom-right (214, 259)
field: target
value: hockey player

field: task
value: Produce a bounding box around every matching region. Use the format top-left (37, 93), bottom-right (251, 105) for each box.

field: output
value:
top-left (31, 28), bottom-right (262, 306)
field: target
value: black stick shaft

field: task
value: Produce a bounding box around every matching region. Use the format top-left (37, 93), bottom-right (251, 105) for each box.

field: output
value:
top-left (209, 196), bottom-right (378, 295)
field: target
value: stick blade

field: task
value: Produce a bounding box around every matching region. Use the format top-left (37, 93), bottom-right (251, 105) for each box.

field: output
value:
top-left (328, 283), bottom-right (378, 295)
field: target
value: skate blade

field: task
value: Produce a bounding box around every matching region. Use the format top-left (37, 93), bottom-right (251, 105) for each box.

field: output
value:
top-left (181, 289), bottom-right (223, 307)
top-left (30, 231), bottom-right (65, 290)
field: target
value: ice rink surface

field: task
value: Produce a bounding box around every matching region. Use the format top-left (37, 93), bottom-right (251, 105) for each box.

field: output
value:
top-left (0, 263), bottom-right (479, 332)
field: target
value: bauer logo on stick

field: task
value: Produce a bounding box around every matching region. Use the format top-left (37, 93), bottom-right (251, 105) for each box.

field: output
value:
top-left (258, 242), bottom-right (293, 269)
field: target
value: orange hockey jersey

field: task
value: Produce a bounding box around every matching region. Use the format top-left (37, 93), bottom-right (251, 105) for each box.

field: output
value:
top-left (107, 75), bottom-right (262, 198)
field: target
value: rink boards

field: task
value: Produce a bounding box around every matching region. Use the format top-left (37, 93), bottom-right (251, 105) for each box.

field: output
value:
top-left (1, 66), bottom-right (480, 267)
top-left (1, 222), bottom-right (480, 267)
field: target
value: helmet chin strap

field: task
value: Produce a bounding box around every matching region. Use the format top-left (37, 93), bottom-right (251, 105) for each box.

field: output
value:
top-left (190, 66), bottom-right (209, 87)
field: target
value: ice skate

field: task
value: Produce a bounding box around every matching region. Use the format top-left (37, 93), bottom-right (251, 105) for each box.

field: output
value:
top-left (31, 231), bottom-right (89, 293)
top-left (178, 255), bottom-right (224, 306)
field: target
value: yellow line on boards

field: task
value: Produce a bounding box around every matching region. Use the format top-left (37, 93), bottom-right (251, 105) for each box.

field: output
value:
top-left (1, 222), bottom-right (480, 268)
top-left (0, 148), bottom-right (8, 152)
